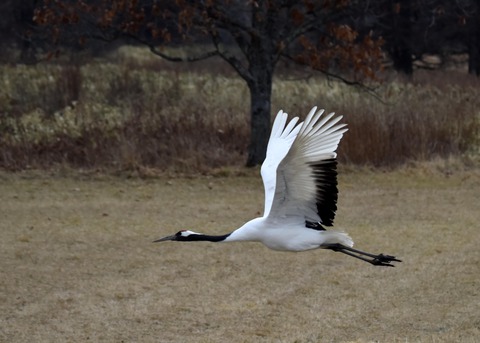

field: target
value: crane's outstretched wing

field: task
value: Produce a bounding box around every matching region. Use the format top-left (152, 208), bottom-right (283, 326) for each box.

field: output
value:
top-left (261, 110), bottom-right (301, 217)
top-left (265, 107), bottom-right (347, 226)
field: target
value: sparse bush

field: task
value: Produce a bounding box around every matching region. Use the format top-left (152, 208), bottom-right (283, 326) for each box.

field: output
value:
top-left (0, 47), bottom-right (478, 171)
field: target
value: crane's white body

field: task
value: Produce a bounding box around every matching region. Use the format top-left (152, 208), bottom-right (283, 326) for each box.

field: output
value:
top-left (227, 217), bottom-right (352, 251)
top-left (223, 106), bottom-right (352, 251)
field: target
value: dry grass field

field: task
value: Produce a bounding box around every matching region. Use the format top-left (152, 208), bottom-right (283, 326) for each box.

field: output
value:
top-left (1, 166), bottom-right (479, 342)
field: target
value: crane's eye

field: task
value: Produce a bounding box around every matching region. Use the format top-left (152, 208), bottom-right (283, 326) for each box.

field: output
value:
top-left (176, 230), bottom-right (192, 237)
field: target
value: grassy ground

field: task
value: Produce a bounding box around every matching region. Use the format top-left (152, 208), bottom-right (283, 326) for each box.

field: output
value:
top-left (1, 167), bottom-right (479, 342)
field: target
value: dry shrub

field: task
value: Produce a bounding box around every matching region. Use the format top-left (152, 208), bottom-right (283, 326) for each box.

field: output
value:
top-left (274, 73), bottom-right (479, 167)
top-left (0, 107), bottom-right (248, 172)
top-left (337, 84), bottom-right (479, 166)
top-left (0, 47), bottom-right (478, 172)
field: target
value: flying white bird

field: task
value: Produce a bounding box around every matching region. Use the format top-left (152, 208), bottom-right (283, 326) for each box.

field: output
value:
top-left (155, 106), bottom-right (401, 267)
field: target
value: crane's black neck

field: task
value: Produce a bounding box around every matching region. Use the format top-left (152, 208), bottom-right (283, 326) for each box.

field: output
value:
top-left (178, 233), bottom-right (231, 242)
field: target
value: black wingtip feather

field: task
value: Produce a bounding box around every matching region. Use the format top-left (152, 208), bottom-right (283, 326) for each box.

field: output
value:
top-left (309, 158), bottom-right (338, 226)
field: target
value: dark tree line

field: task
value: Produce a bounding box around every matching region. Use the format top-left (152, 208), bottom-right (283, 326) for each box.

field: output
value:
top-left (1, 0), bottom-right (479, 165)
top-left (369, 0), bottom-right (480, 75)
top-left (0, 0), bottom-right (39, 63)
top-left (3, 1), bottom-right (479, 71)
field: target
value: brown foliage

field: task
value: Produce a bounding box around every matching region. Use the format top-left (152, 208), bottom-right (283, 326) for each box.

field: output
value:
top-left (34, 0), bottom-right (384, 81)
top-left (297, 27), bottom-right (384, 81)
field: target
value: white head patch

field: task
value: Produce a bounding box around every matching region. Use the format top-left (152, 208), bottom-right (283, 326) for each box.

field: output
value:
top-left (180, 230), bottom-right (200, 237)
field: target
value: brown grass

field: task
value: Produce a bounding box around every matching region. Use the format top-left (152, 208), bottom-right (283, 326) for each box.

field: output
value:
top-left (1, 167), bottom-right (479, 342)
top-left (0, 46), bottom-right (479, 171)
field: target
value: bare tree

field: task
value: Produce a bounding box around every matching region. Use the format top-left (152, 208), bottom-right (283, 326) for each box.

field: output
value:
top-left (384, 1), bottom-right (414, 75)
top-left (34, 0), bottom-right (383, 166)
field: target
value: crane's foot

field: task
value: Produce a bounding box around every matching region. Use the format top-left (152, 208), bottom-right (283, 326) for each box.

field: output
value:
top-left (324, 243), bottom-right (402, 267)
top-left (370, 253), bottom-right (402, 267)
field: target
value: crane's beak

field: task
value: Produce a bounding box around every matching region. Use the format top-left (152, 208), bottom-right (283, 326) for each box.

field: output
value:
top-left (153, 235), bottom-right (176, 243)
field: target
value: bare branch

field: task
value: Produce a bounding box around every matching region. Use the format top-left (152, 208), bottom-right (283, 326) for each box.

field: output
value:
top-left (148, 46), bottom-right (218, 63)
top-left (209, 30), bottom-right (252, 83)
top-left (280, 53), bottom-right (389, 104)
top-left (122, 33), bottom-right (219, 62)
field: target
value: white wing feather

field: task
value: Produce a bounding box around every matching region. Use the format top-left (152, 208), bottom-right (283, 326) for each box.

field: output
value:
top-left (264, 106), bottom-right (347, 224)
top-left (261, 110), bottom-right (301, 217)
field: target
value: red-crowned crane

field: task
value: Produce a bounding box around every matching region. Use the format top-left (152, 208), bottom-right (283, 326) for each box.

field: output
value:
top-left (155, 107), bottom-right (401, 267)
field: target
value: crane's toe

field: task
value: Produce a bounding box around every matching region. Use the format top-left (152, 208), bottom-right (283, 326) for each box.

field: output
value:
top-left (371, 253), bottom-right (402, 267)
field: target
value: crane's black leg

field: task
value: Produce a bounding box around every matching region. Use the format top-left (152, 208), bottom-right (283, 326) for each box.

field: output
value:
top-left (323, 243), bottom-right (402, 267)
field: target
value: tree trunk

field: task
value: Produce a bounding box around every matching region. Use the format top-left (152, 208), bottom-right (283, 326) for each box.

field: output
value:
top-left (468, 3), bottom-right (480, 76)
top-left (244, 1), bottom-right (275, 167)
top-left (468, 42), bottom-right (480, 76)
top-left (245, 68), bottom-right (273, 167)
top-left (387, 1), bottom-right (413, 76)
